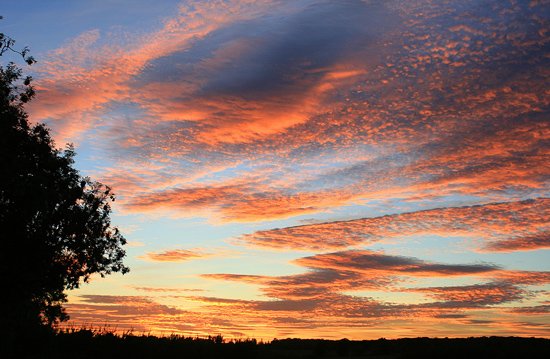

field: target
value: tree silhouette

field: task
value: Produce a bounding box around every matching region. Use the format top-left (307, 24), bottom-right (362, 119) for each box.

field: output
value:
top-left (0, 24), bottom-right (128, 336)
top-left (0, 16), bottom-right (36, 66)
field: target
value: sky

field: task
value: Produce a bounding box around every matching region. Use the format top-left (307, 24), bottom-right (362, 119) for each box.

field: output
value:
top-left (2, 0), bottom-right (549, 339)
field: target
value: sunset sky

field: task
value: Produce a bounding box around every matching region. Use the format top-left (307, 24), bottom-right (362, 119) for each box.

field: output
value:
top-left (2, 0), bottom-right (549, 339)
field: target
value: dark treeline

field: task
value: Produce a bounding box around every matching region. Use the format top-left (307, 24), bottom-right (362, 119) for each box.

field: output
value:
top-left (8, 329), bottom-right (550, 359)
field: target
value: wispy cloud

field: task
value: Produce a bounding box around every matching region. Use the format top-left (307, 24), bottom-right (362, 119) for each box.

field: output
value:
top-left (240, 199), bottom-right (549, 251)
top-left (294, 250), bottom-right (499, 277)
top-left (130, 286), bottom-right (205, 293)
top-left (406, 283), bottom-right (527, 306)
top-left (28, 0), bottom-right (549, 224)
top-left (29, 0), bottom-right (550, 338)
top-left (142, 249), bottom-right (209, 262)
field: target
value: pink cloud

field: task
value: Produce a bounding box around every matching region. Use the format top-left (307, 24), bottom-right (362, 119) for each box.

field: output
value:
top-left (240, 198), bottom-right (549, 251)
top-left (141, 249), bottom-right (210, 262)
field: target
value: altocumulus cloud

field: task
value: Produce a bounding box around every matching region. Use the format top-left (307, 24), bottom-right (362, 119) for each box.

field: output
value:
top-left (31, 0), bottom-right (550, 338)
top-left (29, 0), bottom-right (549, 223)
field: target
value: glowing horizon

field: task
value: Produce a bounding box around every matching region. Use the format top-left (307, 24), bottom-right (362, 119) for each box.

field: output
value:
top-left (3, 0), bottom-right (549, 339)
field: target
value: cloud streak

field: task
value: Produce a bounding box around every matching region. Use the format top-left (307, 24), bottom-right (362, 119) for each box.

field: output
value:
top-left (25, 0), bottom-right (550, 338)
top-left (203, 249), bottom-right (510, 303)
top-left (240, 198), bottom-right (549, 251)
top-left (141, 249), bottom-right (210, 262)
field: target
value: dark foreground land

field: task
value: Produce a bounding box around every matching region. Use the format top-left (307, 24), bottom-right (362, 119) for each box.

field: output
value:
top-left (5, 329), bottom-right (550, 359)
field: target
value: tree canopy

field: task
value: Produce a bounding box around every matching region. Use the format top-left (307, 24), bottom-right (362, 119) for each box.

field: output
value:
top-left (0, 25), bottom-right (128, 335)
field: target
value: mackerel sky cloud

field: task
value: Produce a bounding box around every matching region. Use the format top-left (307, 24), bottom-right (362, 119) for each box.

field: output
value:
top-left (4, 0), bottom-right (549, 338)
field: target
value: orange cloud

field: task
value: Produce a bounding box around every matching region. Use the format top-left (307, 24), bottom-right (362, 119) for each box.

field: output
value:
top-left (483, 233), bottom-right (550, 252)
top-left (238, 198), bottom-right (549, 250)
top-left (202, 250), bottom-right (505, 304)
top-left (130, 286), bottom-right (205, 293)
top-left (123, 178), bottom-right (357, 222)
top-left (24, 0), bottom-right (548, 226)
top-left (407, 283), bottom-right (527, 306)
top-left (64, 282), bottom-right (549, 339)
top-left (183, 252), bottom-right (549, 338)
top-left (294, 250), bottom-right (499, 277)
top-left (493, 271), bottom-right (550, 286)
top-left (141, 249), bottom-right (210, 262)
top-left (30, 0), bottom-right (297, 143)
top-left (50, 0), bottom-right (550, 338)
top-left (108, 107), bottom-right (548, 222)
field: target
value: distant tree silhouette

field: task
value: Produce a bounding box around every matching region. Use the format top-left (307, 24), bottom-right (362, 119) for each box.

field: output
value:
top-left (0, 23), bottom-right (128, 338)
